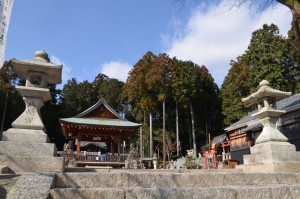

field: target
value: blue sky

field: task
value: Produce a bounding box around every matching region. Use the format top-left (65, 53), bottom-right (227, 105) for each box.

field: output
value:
top-left (5, 0), bottom-right (292, 88)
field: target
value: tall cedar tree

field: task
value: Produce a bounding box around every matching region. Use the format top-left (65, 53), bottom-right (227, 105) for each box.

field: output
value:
top-left (221, 56), bottom-right (250, 126)
top-left (123, 51), bottom-right (222, 158)
top-left (122, 51), bottom-right (158, 122)
top-left (221, 23), bottom-right (299, 127)
top-left (246, 24), bottom-right (296, 92)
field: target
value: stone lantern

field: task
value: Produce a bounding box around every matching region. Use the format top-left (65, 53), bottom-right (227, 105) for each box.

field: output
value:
top-left (11, 50), bottom-right (62, 130)
top-left (237, 80), bottom-right (300, 172)
top-left (0, 50), bottom-right (64, 173)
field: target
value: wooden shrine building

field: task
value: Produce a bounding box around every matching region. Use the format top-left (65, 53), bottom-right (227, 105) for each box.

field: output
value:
top-left (59, 98), bottom-right (142, 164)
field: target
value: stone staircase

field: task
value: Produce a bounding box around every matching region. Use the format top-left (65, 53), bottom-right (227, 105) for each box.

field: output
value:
top-left (50, 170), bottom-right (300, 199)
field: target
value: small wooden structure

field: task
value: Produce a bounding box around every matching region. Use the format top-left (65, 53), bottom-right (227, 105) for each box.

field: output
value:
top-left (59, 98), bottom-right (142, 167)
top-left (201, 134), bottom-right (232, 169)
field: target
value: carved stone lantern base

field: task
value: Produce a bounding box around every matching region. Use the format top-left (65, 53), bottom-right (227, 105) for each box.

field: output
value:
top-left (11, 86), bottom-right (51, 130)
top-left (237, 141), bottom-right (300, 172)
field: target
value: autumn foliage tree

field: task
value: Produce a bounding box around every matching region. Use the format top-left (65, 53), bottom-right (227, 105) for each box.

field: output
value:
top-left (123, 51), bottom-right (222, 161)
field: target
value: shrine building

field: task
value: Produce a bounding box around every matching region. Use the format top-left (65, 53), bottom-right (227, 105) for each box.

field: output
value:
top-left (59, 98), bottom-right (142, 165)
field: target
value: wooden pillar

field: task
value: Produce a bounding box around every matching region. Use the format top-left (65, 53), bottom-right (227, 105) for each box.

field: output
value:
top-left (76, 132), bottom-right (81, 157)
top-left (140, 126), bottom-right (143, 158)
top-left (117, 139), bottom-right (121, 161)
top-left (112, 142), bottom-right (115, 160)
top-left (204, 153), bottom-right (207, 169)
top-left (214, 152), bottom-right (217, 169)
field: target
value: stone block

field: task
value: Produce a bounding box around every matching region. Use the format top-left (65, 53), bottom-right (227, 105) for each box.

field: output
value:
top-left (237, 161), bottom-right (300, 173)
top-left (55, 172), bottom-right (300, 189)
top-left (50, 186), bottom-right (300, 199)
top-left (0, 156), bottom-right (64, 173)
top-left (1, 166), bottom-right (15, 174)
top-left (0, 141), bottom-right (57, 156)
top-left (7, 172), bottom-right (56, 199)
top-left (243, 151), bottom-right (300, 164)
top-left (2, 128), bottom-right (49, 143)
top-left (250, 141), bottom-right (296, 154)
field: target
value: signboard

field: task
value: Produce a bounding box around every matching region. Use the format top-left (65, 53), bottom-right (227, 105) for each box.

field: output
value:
top-left (0, 0), bottom-right (14, 68)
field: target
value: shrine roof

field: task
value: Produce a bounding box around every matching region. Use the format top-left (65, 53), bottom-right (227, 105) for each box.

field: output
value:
top-left (59, 117), bottom-right (141, 128)
top-left (75, 98), bottom-right (123, 119)
top-left (59, 98), bottom-right (141, 129)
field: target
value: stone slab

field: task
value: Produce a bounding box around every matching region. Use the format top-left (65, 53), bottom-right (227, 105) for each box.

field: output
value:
top-left (50, 185), bottom-right (300, 199)
top-left (236, 161), bottom-right (300, 173)
top-left (243, 151), bottom-right (300, 164)
top-left (7, 172), bottom-right (56, 199)
top-left (15, 86), bottom-right (51, 102)
top-left (0, 156), bottom-right (64, 173)
top-left (0, 174), bottom-right (20, 199)
top-left (2, 128), bottom-right (49, 143)
top-left (0, 141), bottom-right (56, 156)
top-left (55, 172), bottom-right (300, 188)
top-left (250, 141), bottom-right (296, 154)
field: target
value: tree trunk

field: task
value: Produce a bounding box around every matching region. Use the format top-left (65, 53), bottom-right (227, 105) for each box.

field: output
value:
top-left (0, 92), bottom-right (8, 141)
top-left (143, 111), bottom-right (146, 124)
top-left (176, 102), bottom-right (180, 157)
top-left (272, 1), bottom-right (300, 52)
top-left (190, 103), bottom-right (197, 158)
top-left (292, 8), bottom-right (300, 53)
top-left (163, 100), bottom-right (166, 168)
top-left (149, 113), bottom-right (153, 157)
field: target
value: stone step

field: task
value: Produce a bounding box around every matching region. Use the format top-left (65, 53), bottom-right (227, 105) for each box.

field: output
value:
top-left (55, 172), bottom-right (300, 188)
top-left (6, 172), bottom-right (56, 199)
top-left (50, 184), bottom-right (300, 199)
top-left (0, 174), bottom-right (20, 199)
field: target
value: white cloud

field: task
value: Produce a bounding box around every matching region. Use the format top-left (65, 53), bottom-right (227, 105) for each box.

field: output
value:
top-left (50, 55), bottom-right (72, 87)
top-left (98, 61), bottom-right (132, 82)
top-left (166, 1), bottom-right (292, 87)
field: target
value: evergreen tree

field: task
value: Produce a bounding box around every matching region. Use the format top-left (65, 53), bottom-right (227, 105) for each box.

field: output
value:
top-left (221, 24), bottom-right (299, 127)
top-left (221, 56), bottom-right (250, 126)
top-left (246, 24), bottom-right (296, 92)
top-left (61, 78), bottom-right (98, 117)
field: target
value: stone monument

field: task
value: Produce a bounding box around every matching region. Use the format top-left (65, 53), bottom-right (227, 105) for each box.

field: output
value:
top-left (0, 50), bottom-right (64, 173)
top-left (125, 144), bottom-right (139, 169)
top-left (236, 80), bottom-right (300, 172)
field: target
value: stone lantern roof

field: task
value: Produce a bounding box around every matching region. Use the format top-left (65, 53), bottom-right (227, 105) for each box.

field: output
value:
top-left (242, 80), bottom-right (292, 107)
top-left (12, 50), bottom-right (63, 85)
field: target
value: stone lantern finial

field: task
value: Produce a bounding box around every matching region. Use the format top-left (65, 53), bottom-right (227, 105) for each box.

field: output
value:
top-left (34, 50), bottom-right (50, 62)
top-left (259, 80), bottom-right (269, 87)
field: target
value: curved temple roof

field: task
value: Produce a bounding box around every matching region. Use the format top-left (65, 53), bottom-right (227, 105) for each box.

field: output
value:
top-left (59, 98), bottom-right (141, 141)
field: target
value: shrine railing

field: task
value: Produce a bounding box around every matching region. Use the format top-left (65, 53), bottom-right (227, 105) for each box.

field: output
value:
top-left (57, 151), bottom-right (128, 162)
